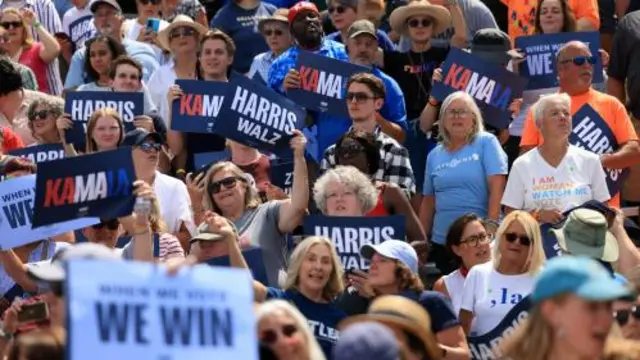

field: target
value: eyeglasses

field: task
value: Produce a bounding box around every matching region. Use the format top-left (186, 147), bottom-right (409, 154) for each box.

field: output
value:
top-left (504, 232), bottom-right (532, 246)
top-left (445, 108), bottom-right (471, 119)
top-left (615, 307), bottom-right (640, 326)
top-left (138, 0), bottom-right (161, 4)
top-left (92, 219), bottom-right (120, 230)
top-left (31, 109), bottom-right (53, 121)
top-left (407, 18), bottom-right (432, 28)
top-left (346, 92), bottom-right (377, 103)
top-left (263, 29), bottom-right (284, 37)
top-left (559, 55), bottom-right (597, 66)
top-left (328, 5), bottom-right (347, 14)
top-left (137, 142), bottom-right (162, 152)
top-left (260, 324), bottom-right (298, 345)
top-left (169, 27), bottom-right (196, 40)
top-left (0, 21), bottom-right (23, 30)
top-left (460, 233), bottom-right (491, 247)
top-left (208, 176), bottom-right (246, 194)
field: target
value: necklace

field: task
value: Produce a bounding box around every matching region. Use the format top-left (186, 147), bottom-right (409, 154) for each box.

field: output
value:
top-left (406, 49), bottom-right (432, 110)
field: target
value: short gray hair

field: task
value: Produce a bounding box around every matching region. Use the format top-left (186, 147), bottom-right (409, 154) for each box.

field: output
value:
top-left (532, 93), bottom-right (571, 129)
top-left (313, 165), bottom-right (378, 215)
top-left (27, 95), bottom-right (64, 121)
top-left (439, 91), bottom-right (485, 145)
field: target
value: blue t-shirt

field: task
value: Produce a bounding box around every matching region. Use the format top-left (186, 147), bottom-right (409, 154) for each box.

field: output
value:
top-left (266, 288), bottom-right (347, 359)
top-left (211, 2), bottom-right (276, 74)
top-left (423, 132), bottom-right (508, 244)
top-left (325, 30), bottom-right (396, 51)
top-left (399, 290), bottom-right (460, 333)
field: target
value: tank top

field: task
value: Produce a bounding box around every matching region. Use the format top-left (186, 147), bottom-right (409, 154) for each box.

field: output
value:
top-left (442, 268), bottom-right (465, 313)
top-left (366, 183), bottom-right (389, 216)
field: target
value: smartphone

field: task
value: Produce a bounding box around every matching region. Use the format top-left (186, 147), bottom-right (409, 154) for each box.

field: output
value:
top-left (18, 302), bottom-right (49, 323)
top-left (146, 18), bottom-right (160, 33)
top-left (345, 268), bottom-right (355, 277)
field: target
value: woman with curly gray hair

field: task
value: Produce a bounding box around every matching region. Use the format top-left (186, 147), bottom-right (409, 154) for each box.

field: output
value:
top-left (313, 165), bottom-right (379, 217)
top-left (27, 95), bottom-right (64, 145)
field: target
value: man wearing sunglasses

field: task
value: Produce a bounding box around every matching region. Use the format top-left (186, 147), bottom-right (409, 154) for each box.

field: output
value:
top-left (324, 0), bottom-right (395, 51)
top-left (64, 0), bottom-right (159, 91)
top-left (520, 40), bottom-right (640, 208)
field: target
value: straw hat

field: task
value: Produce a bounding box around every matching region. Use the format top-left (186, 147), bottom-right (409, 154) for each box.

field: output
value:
top-left (339, 295), bottom-right (442, 360)
top-left (258, 9), bottom-right (289, 33)
top-left (389, 0), bottom-right (451, 36)
top-left (157, 14), bottom-right (208, 51)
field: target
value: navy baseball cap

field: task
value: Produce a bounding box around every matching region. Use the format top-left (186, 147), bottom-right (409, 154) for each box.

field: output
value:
top-left (333, 322), bottom-right (400, 360)
top-left (121, 128), bottom-right (163, 147)
top-left (531, 256), bottom-right (633, 304)
top-left (360, 240), bottom-right (418, 273)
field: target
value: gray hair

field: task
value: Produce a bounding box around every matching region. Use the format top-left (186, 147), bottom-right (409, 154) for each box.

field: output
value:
top-left (438, 91), bottom-right (485, 145)
top-left (555, 40), bottom-right (591, 63)
top-left (532, 93), bottom-right (571, 129)
top-left (313, 165), bottom-right (378, 215)
top-left (27, 95), bottom-right (64, 121)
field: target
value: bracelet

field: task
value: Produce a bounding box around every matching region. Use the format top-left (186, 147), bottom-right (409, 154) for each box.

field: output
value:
top-left (33, 20), bottom-right (41, 28)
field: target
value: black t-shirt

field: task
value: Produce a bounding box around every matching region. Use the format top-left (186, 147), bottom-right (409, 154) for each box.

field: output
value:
top-left (382, 46), bottom-right (450, 120)
top-left (608, 11), bottom-right (640, 120)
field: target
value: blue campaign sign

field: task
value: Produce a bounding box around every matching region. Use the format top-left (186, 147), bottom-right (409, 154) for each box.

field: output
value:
top-left (205, 248), bottom-right (269, 286)
top-left (215, 75), bottom-right (306, 152)
top-left (303, 215), bottom-right (406, 270)
top-left (515, 32), bottom-right (603, 90)
top-left (431, 48), bottom-right (528, 129)
top-left (288, 51), bottom-right (370, 117)
top-left (194, 150), bottom-right (230, 170)
top-left (32, 147), bottom-right (136, 227)
top-left (467, 296), bottom-right (531, 360)
top-left (9, 143), bottom-right (65, 164)
top-left (65, 259), bottom-right (257, 360)
top-left (0, 175), bottom-right (99, 249)
top-left (64, 91), bottom-right (143, 145)
top-left (269, 159), bottom-right (294, 195)
top-left (569, 104), bottom-right (629, 196)
top-left (115, 233), bottom-right (161, 258)
top-left (170, 80), bottom-right (228, 134)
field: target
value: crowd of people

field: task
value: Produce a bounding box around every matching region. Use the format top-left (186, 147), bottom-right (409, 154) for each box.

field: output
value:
top-left (1, 0), bottom-right (640, 358)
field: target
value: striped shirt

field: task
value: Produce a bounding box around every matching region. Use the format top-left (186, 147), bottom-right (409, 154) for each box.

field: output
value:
top-left (158, 232), bottom-right (185, 261)
top-left (0, 0), bottom-right (63, 95)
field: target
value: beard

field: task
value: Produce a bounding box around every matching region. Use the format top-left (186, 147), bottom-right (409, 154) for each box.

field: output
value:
top-left (295, 30), bottom-right (322, 49)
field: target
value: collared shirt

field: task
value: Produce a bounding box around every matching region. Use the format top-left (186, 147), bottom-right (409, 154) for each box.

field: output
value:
top-left (146, 61), bottom-right (178, 124)
top-left (248, 51), bottom-right (277, 84)
top-left (0, 0), bottom-right (64, 95)
top-left (321, 126), bottom-right (416, 194)
top-left (0, 90), bottom-right (49, 146)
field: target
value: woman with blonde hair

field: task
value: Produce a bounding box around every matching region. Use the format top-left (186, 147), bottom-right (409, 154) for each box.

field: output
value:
top-left (0, 8), bottom-right (60, 94)
top-left (257, 300), bottom-right (327, 360)
top-left (460, 210), bottom-right (546, 337)
top-left (500, 256), bottom-right (639, 360)
top-left (56, 107), bottom-right (125, 156)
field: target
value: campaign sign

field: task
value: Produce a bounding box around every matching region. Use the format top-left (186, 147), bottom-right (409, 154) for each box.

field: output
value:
top-left (468, 296), bottom-right (531, 360)
top-left (515, 32), bottom-right (603, 90)
top-left (303, 215), bottom-right (406, 270)
top-left (288, 51), bottom-right (369, 117)
top-left (269, 159), bottom-right (294, 195)
top-left (32, 147), bottom-right (136, 227)
top-left (64, 91), bottom-right (143, 145)
top-left (431, 48), bottom-right (528, 129)
top-left (215, 75), bottom-right (306, 151)
top-left (68, 14), bottom-right (95, 48)
top-left (115, 233), bottom-right (161, 258)
top-left (205, 248), bottom-right (269, 286)
top-left (0, 175), bottom-right (99, 249)
top-left (569, 104), bottom-right (629, 196)
top-left (65, 259), bottom-right (257, 360)
top-left (170, 80), bottom-right (228, 134)
top-left (9, 144), bottom-right (65, 164)
top-left (194, 151), bottom-right (230, 170)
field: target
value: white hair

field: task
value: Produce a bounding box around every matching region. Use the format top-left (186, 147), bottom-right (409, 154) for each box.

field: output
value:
top-left (313, 165), bottom-right (378, 215)
top-left (438, 91), bottom-right (485, 145)
top-left (532, 93), bottom-right (572, 129)
top-left (256, 300), bottom-right (327, 360)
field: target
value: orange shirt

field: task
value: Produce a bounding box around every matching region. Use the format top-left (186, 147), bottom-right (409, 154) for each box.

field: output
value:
top-left (501, 0), bottom-right (600, 40)
top-left (519, 89), bottom-right (638, 207)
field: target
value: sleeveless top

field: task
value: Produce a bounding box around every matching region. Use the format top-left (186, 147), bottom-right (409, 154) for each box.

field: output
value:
top-left (366, 183), bottom-right (389, 216)
top-left (442, 268), bottom-right (465, 313)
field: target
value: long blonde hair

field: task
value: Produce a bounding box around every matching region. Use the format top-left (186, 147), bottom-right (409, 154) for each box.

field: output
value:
top-left (1, 9), bottom-right (33, 47)
top-left (283, 236), bottom-right (344, 301)
top-left (202, 161), bottom-right (262, 214)
top-left (493, 211), bottom-right (546, 275)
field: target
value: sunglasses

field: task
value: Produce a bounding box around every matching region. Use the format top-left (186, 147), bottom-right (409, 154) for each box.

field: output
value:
top-left (263, 29), bottom-right (284, 37)
top-left (346, 92), bottom-right (377, 103)
top-left (169, 27), bottom-right (196, 40)
top-left (0, 21), bottom-right (22, 30)
top-left (208, 176), bottom-right (245, 194)
top-left (138, 0), bottom-right (161, 4)
top-left (560, 55), bottom-right (597, 66)
top-left (504, 232), bottom-right (532, 246)
top-left (92, 219), bottom-right (120, 230)
top-left (138, 142), bottom-right (162, 152)
top-left (328, 5), bottom-right (347, 14)
top-left (407, 18), bottom-right (432, 28)
top-left (31, 109), bottom-right (53, 121)
top-left (260, 324), bottom-right (298, 345)
top-left (615, 307), bottom-right (640, 326)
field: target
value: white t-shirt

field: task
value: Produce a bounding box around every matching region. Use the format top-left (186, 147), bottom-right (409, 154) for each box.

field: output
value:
top-left (153, 171), bottom-right (196, 235)
top-left (62, 5), bottom-right (95, 49)
top-left (460, 262), bottom-right (535, 336)
top-left (502, 145), bottom-right (610, 212)
top-left (442, 269), bottom-right (465, 314)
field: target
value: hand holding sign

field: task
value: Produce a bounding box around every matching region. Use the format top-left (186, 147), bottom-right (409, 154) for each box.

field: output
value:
top-left (133, 115), bottom-right (155, 133)
top-left (290, 129), bottom-right (307, 158)
top-left (284, 69), bottom-right (301, 91)
top-left (56, 114), bottom-right (73, 143)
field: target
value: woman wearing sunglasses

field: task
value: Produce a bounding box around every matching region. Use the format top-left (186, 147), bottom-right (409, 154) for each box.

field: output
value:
top-left (502, 94), bottom-right (610, 224)
top-left (613, 269), bottom-right (640, 341)
top-left (432, 213), bottom-right (491, 313)
top-left (459, 210), bottom-right (546, 337)
top-left (76, 35), bottom-right (126, 91)
top-left (26, 97), bottom-right (63, 145)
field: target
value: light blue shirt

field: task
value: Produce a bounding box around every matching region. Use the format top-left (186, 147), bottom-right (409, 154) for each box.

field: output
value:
top-left (423, 132), bottom-right (507, 244)
top-left (64, 38), bottom-right (160, 89)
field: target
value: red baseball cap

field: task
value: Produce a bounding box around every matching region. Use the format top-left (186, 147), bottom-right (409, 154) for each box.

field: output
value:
top-left (288, 2), bottom-right (320, 24)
